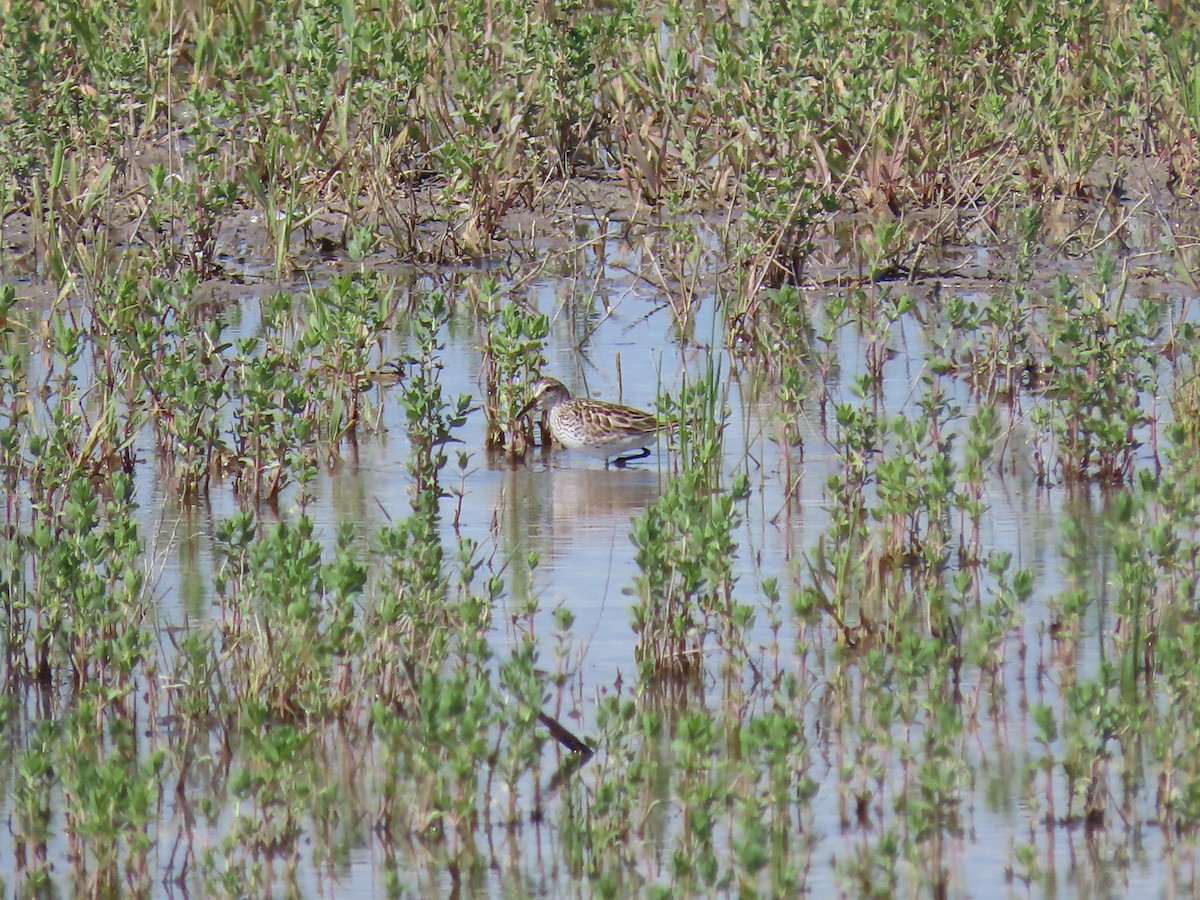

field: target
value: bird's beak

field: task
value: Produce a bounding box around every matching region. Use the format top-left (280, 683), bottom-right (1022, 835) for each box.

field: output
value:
top-left (517, 396), bottom-right (538, 419)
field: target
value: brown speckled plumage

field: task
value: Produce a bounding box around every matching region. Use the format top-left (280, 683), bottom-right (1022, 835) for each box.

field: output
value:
top-left (519, 377), bottom-right (665, 466)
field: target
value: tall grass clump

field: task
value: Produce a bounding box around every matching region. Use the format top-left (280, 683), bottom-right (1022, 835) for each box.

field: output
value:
top-left (0, 277), bottom-right (159, 891)
top-left (481, 289), bottom-right (549, 459)
top-left (628, 354), bottom-right (748, 676)
top-left (6, 0), bottom-right (1200, 282)
top-left (1028, 256), bottom-right (1160, 483)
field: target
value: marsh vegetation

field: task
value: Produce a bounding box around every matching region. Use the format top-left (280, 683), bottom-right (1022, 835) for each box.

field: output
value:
top-left (4, 0), bottom-right (1200, 896)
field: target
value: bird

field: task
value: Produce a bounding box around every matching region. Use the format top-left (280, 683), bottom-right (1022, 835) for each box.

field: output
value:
top-left (518, 377), bottom-right (667, 468)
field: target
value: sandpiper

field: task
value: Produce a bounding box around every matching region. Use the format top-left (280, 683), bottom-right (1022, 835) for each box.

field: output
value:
top-left (519, 377), bottom-right (666, 467)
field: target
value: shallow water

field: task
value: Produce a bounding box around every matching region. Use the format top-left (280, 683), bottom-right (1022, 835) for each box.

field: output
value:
top-left (3, 205), bottom-right (1198, 897)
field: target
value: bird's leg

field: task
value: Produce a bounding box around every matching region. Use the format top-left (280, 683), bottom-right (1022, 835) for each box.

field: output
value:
top-left (612, 447), bottom-right (651, 467)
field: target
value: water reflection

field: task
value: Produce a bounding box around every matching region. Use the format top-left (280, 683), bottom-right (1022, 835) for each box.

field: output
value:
top-left (506, 457), bottom-right (660, 551)
top-left (495, 454), bottom-right (662, 608)
top-left (6, 196), bottom-right (1200, 898)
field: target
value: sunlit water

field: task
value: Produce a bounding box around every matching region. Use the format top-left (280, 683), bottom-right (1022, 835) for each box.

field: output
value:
top-left (4, 208), bottom-right (1197, 897)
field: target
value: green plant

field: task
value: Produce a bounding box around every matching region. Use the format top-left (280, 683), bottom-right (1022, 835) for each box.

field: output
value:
top-left (401, 291), bottom-right (475, 503)
top-left (481, 292), bottom-right (549, 458)
top-left (1029, 260), bottom-right (1159, 483)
